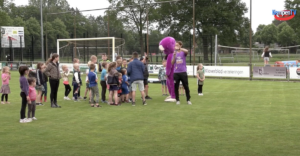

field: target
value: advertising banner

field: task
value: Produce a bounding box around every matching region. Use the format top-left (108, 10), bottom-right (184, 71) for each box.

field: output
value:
top-left (253, 67), bottom-right (286, 79)
top-left (203, 66), bottom-right (250, 78)
top-left (289, 67), bottom-right (300, 79)
top-left (1, 27), bottom-right (25, 48)
top-left (148, 64), bottom-right (196, 76)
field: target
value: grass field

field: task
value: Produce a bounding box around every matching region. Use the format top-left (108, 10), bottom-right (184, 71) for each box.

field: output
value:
top-left (1, 72), bottom-right (300, 156)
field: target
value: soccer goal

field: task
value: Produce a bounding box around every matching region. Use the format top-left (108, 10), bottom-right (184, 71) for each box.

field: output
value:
top-left (57, 37), bottom-right (125, 63)
top-left (218, 45), bottom-right (290, 64)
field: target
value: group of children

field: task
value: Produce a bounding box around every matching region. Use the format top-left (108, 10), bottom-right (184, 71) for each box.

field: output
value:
top-left (0, 51), bottom-right (205, 123)
top-left (59, 55), bottom-right (132, 107)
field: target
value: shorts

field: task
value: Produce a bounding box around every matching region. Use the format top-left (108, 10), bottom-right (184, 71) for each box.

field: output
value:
top-left (161, 80), bottom-right (167, 86)
top-left (86, 83), bottom-right (90, 89)
top-left (131, 80), bottom-right (144, 92)
top-left (35, 85), bottom-right (45, 91)
top-left (264, 57), bottom-right (270, 61)
top-left (109, 85), bottom-right (119, 91)
top-left (144, 79), bottom-right (148, 86)
top-left (122, 86), bottom-right (129, 95)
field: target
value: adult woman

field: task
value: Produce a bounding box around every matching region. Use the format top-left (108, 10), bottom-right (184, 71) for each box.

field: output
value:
top-left (171, 41), bottom-right (192, 105)
top-left (44, 53), bottom-right (62, 108)
top-left (261, 46), bottom-right (272, 65)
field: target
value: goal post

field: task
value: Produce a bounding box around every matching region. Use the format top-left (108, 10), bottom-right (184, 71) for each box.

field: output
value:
top-left (218, 45), bottom-right (290, 64)
top-left (57, 37), bottom-right (123, 62)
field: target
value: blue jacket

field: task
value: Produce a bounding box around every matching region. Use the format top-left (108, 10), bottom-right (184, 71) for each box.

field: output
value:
top-left (127, 58), bottom-right (145, 82)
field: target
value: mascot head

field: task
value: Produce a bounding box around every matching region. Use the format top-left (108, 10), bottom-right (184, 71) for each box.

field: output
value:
top-left (159, 37), bottom-right (176, 56)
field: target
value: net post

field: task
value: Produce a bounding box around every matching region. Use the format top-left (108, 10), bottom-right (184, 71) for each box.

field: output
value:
top-left (57, 39), bottom-right (60, 61)
top-left (215, 35), bottom-right (217, 66)
top-left (112, 37), bottom-right (115, 62)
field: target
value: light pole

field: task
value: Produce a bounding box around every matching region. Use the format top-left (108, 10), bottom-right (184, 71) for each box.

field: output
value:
top-left (249, 0), bottom-right (252, 80)
top-left (40, 0), bottom-right (44, 61)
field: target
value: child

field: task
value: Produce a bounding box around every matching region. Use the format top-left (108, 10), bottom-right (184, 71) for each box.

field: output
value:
top-left (84, 61), bottom-right (92, 101)
top-left (117, 73), bottom-right (123, 103)
top-left (73, 63), bottom-right (82, 102)
top-left (36, 63), bottom-right (45, 106)
top-left (73, 58), bottom-right (82, 99)
top-left (121, 69), bottom-right (129, 103)
top-left (41, 64), bottom-right (48, 103)
top-left (158, 60), bottom-right (168, 96)
top-left (122, 59), bottom-right (128, 69)
top-left (62, 65), bottom-right (71, 100)
top-left (100, 62), bottom-right (108, 103)
top-left (197, 63), bottom-right (205, 96)
top-left (1, 66), bottom-right (11, 104)
top-left (19, 66), bottom-right (31, 123)
top-left (88, 64), bottom-right (101, 107)
top-left (27, 77), bottom-right (37, 121)
top-left (107, 62), bottom-right (119, 106)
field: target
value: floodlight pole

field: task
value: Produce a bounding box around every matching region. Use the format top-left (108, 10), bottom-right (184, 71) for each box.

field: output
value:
top-left (146, 7), bottom-right (149, 56)
top-left (40, 0), bottom-right (44, 61)
top-left (249, 0), bottom-right (252, 80)
top-left (193, 0), bottom-right (196, 68)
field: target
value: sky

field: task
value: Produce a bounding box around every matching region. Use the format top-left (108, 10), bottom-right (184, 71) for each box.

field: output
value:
top-left (13, 0), bottom-right (286, 33)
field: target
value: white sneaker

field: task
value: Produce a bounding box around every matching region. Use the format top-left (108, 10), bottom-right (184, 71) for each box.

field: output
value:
top-left (176, 101), bottom-right (180, 105)
top-left (32, 117), bottom-right (37, 120)
top-left (26, 118), bottom-right (33, 122)
top-left (64, 97), bottom-right (71, 100)
top-left (20, 119), bottom-right (27, 123)
top-left (198, 93), bottom-right (203, 96)
top-left (187, 101), bottom-right (192, 105)
top-left (72, 97), bottom-right (75, 100)
top-left (165, 98), bottom-right (176, 102)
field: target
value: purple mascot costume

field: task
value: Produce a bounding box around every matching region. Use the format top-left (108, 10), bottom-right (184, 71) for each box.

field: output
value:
top-left (159, 37), bottom-right (176, 102)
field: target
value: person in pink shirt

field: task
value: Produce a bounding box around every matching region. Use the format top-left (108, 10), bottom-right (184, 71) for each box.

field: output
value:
top-left (27, 77), bottom-right (37, 122)
top-left (0, 66), bottom-right (11, 104)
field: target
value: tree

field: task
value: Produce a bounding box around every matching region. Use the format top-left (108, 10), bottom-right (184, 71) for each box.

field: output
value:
top-left (277, 24), bottom-right (296, 46)
top-left (0, 10), bottom-right (11, 26)
top-left (260, 24), bottom-right (278, 45)
top-left (285, 0), bottom-right (300, 44)
top-left (108, 0), bottom-right (156, 53)
top-left (254, 24), bottom-right (265, 44)
top-left (157, 0), bottom-right (248, 61)
top-left (26, 17), bottom-right (41, 53)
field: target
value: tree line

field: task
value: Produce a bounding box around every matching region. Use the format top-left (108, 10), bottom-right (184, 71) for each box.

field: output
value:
top-left (4, 0), bottom-right (296, 61)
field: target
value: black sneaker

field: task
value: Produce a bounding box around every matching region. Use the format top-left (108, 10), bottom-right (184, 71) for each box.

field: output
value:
top-left (132, 102), bottom-right (136, 106)
top-left (145, 96), bottom-right (152, 100)
top-left (143, 100), bottom-right (147, 106)
top-left (84, 97), bottom-right (87, 100)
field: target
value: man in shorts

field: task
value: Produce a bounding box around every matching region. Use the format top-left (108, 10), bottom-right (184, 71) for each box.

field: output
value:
top-left (127, 52), bottom-right (147, 106)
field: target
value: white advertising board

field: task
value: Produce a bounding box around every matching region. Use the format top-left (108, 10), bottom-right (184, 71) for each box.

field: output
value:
top-left (289, 67), bottom-right (300, 79)
top-left (1, 26), bottom-right (25, 48)
top-left (203, 66), bottom-right (250, 78)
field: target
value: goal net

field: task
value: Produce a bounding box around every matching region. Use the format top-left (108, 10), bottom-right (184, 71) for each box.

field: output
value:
top-left (218, 45), bottom-right (290, 65)
top-left (57, 37), bottom-right (125, 63)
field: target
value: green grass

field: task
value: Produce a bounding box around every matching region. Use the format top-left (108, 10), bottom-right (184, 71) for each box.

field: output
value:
top-left (1, 72), bottom-right (300, 156)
